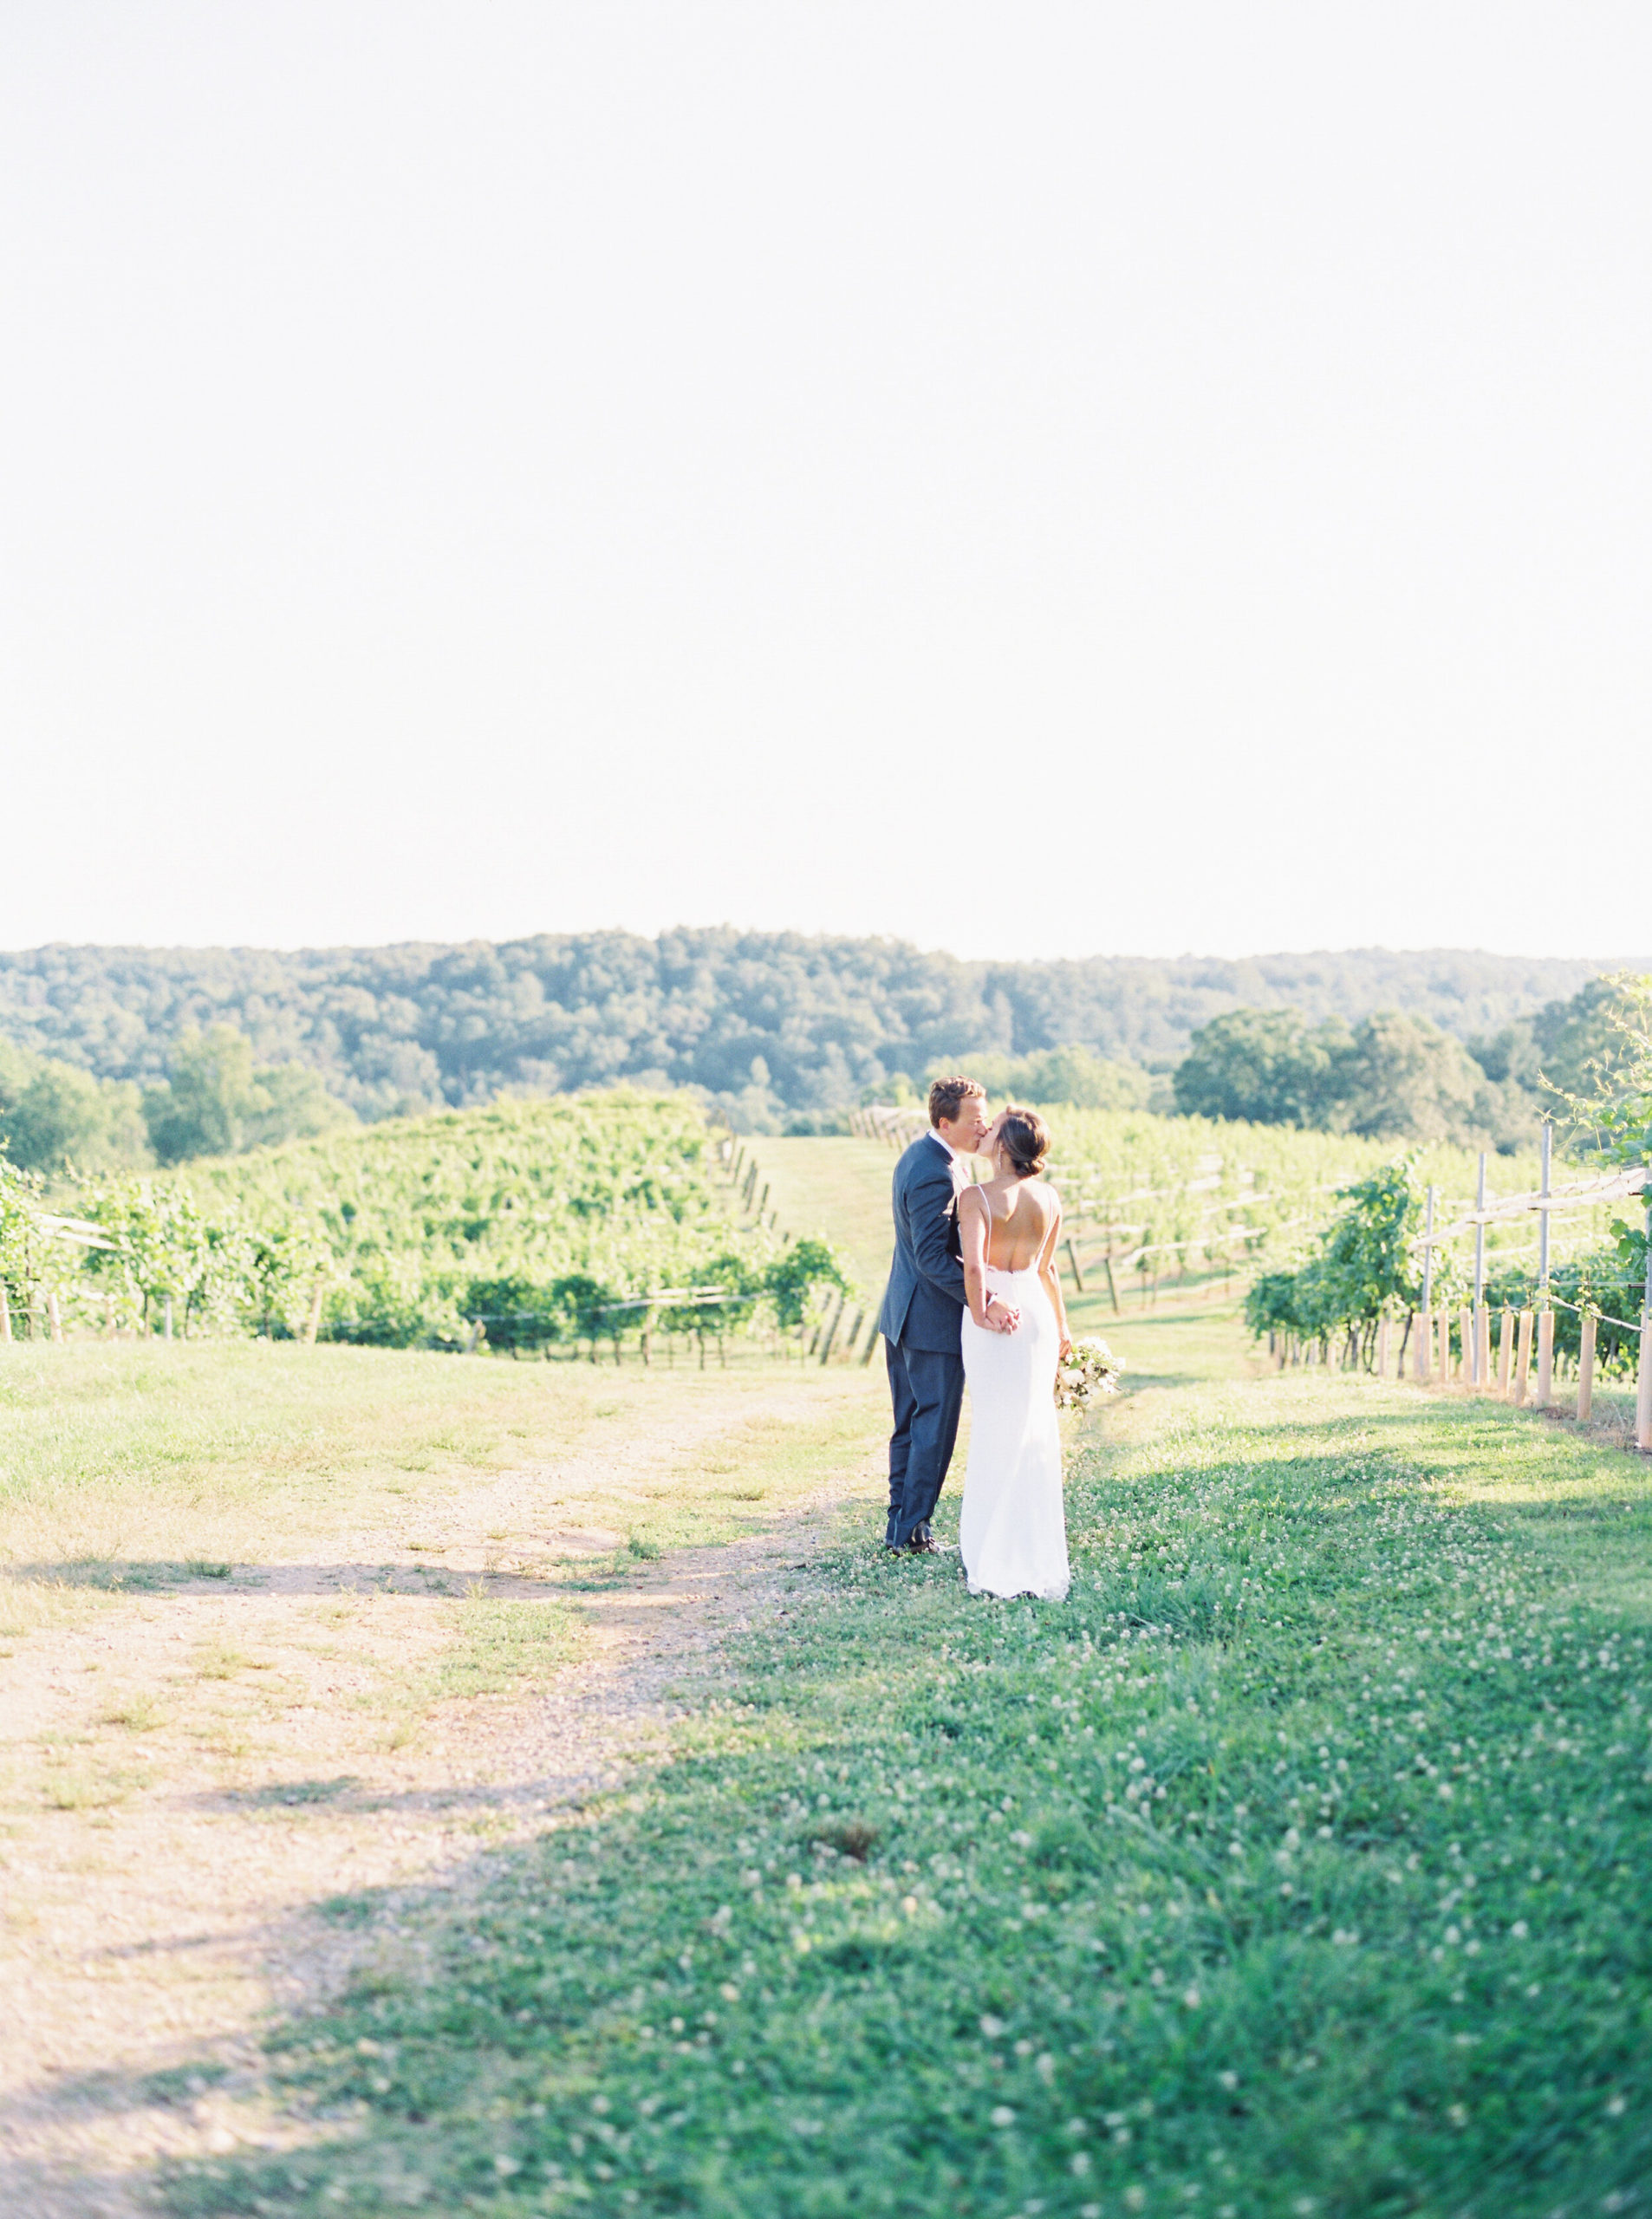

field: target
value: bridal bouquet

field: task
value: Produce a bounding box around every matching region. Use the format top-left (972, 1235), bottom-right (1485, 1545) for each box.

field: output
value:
top-left (1055, 1337), bottom-right (1124, 1409)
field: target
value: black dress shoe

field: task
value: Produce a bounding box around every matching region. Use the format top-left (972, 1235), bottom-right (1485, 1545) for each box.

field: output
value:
top-left (907, 1529), bottom-right (939, 1554)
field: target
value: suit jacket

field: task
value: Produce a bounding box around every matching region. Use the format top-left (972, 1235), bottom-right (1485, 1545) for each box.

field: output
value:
top-left (876, 1131), bottom-right (967, 1354)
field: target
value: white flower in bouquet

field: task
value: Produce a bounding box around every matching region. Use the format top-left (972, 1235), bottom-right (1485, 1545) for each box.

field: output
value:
top-left (1054, 1336), bottom-right (1124, 1409)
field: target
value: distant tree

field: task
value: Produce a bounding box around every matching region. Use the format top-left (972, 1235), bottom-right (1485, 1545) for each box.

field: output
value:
top-left (143, 1026), bottom-right (355, 1164)
top-left (1464, 1018), bottom-right (1543, 1090)
top-left (244, 1062), bottom-right (355, 1149)
top-left (0, 1042), bottom-right (149, 1175)
top-left (1551, 973), bottom-right (1652, 1166)
top-left (1337, 1012), bottom-right (1488, 1142)
top-left (949, 1043), bottom-right (1151, 1111)
top-left (1532, 976), bottom-right (1652, 1130)
top-left (1174, 1005), bottom-right (1520, 1147)
top-left (1173, 1009), bottom-right (1350, 1126)
top-left (143, 1028), bottom-right (264, 1162)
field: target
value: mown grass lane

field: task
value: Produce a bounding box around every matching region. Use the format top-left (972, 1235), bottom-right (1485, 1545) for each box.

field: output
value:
top-left (162, 1312), bottom-right (1652, 2217)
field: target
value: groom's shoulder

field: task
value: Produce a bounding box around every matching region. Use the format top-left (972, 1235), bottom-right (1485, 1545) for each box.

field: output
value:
top-left (896, 1131), bottom-right (945, 1182)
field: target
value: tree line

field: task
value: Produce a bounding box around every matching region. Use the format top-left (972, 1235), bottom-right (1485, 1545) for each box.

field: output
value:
top-left (0, 1027), bottom-right (351, 1176)
top-left (0, 932), bottom-right (1641, 1166)
top-left (1174, 978), bottom-right (1645, 1153)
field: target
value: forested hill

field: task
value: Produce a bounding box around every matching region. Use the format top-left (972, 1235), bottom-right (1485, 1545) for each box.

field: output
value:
top-left (0, 933), bottom-right (1629, 1125)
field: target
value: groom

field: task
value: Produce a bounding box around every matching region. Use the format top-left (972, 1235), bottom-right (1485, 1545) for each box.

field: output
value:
top-left (876, 1076), bottom-right (1018, 1554)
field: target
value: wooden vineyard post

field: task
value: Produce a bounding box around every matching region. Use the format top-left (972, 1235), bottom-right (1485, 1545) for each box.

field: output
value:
top-left (305, 1285), bottom-right (324, 1345)
top-left (1377, 1318), bottom-right (1391, 1378)
top-left (1498, 1308), bottom-right (1514, 1396)
top-left (1437, 1310), bottom-right (1451, 1383)
top-left (45, 1289), bottom-right (63, 1343)
top-left (1475, 1305), bottom-right (1492, 1393)
top-left (1457, 1308), bottom-right (1473, 1388)
top-left (1415, 1186), bottom-right (1435, 1380)
top-left (0, 1284), bottom-right (10, 1343)
top-left (1577, 1311), bottom-right (1597, 1423)
top-left (1638, 1188), bottom-right (1652, 1454)
top-left (1514, 1310), bottom-right (1534, 1404)
top-left (1064, 1239), bottom-right (1087, 1294)
top-left (1471, 1152), bottom-right (1487, 1386)
top-left (1535, 1122), bottom-right (1554, 1407)
top-left (817, 1292), bottom-right (846, 1365)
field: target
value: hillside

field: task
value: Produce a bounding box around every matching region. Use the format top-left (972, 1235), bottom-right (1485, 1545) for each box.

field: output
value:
top-left (0, 932), bottom-right (1634, 1128)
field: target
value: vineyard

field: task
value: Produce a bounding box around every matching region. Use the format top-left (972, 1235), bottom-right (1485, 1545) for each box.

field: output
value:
top-left (0, 1094), bottom-right (850, 1358)
top-left (6, 1077), bottom-right (1644, 1383)
top-left (850, 1101), bottom-right (1565, 1305)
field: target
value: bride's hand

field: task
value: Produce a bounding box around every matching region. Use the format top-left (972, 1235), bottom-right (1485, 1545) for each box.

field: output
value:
top-left (1058, 1335), bottom-right (1074, 1363)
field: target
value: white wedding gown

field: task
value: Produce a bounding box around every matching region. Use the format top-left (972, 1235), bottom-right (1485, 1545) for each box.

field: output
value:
top-left (959, 1264), bottom-right (1070, 1601)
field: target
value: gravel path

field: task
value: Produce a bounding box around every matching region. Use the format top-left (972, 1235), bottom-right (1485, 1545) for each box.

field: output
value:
top-left (0, 1381), bottom-right (882, 2216)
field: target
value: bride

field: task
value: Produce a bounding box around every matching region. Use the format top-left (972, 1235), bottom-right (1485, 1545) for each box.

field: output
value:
top-left (956, 1107), bottom-right (1073, 1602)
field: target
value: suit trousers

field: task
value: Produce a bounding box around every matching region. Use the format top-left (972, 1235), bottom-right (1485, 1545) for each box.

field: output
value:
top-left (884, 1336), bottom-right (966, 1546)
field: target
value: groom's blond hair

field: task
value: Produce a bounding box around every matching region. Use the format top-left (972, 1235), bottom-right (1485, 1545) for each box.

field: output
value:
top-left (928, 1075), bottom-right (985, 1127)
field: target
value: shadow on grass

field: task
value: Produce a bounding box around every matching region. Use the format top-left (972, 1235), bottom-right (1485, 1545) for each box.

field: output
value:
top-left (0, 1559), bottom-right (596, 1598)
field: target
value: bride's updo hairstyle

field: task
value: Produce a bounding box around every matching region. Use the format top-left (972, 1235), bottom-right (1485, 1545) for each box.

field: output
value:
top-left (998, 1106), bottom-right (1049, 1180)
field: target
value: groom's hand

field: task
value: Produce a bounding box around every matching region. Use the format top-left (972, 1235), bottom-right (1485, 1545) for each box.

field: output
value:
top-left (984, 1295), bottom-right (1019, 1334)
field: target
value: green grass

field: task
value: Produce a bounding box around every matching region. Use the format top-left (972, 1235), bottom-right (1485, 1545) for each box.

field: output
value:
top-left (155, 1310), bottom-right (1652, 2216)
top-left (0, 1340), bottom-right (882, 1604)
top-left (736, 1136), bottom-right (900, 1301)
top-left (430, 1594), bottom-right (585, 1702)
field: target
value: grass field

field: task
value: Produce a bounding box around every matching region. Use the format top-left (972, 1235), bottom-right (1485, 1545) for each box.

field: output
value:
top-left (0, 1337), bottom-right (880, 1583)
top-left (6, 1128), bottom-right (1651, 2215)
top-left (735, 1136), bottom-right (899, 1303)
top-left (101, 1298), bottom-right (1651, 2218)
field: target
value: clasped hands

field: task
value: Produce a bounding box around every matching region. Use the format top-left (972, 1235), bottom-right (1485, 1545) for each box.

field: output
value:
top-left (982, 1293), bottom-right (1020, 1335)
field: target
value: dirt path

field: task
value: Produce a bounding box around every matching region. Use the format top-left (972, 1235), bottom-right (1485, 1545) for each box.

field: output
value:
top-left (0, 1380), bottom-right (886, 2216)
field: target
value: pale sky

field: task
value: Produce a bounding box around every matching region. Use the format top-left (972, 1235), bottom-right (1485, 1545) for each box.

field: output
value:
top-left (3, 4), bottom-right (1647, 961)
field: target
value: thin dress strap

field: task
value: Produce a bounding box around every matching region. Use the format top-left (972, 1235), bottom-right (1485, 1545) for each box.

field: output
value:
top-left (974, 1175), bottom-right (997, 1272)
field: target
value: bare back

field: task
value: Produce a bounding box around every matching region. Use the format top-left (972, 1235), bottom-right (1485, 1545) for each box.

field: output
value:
top-left (964, 1176), bottom-right (1060, 1272)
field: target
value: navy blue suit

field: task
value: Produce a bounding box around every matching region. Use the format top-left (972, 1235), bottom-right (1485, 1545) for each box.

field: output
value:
top-left (876, 1131), bottom-right (967, 1546)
